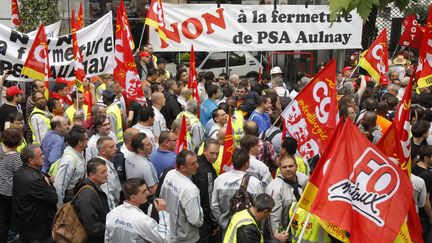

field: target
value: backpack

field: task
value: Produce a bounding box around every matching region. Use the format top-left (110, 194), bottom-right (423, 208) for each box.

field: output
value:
top-left (280, 90), bottom-right (292, 110)
top-left (229, 174), bottom-right (253, 217)
top-left (52, 185), bottom-right (100, 243)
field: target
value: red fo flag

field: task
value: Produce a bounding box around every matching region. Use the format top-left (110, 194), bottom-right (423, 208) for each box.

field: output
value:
top-left (71, 10), bottom-right (85, 92)
top-left (188, 45), bottom-right (201, 103)
top-left (220, 114), bottom-right (234, 174)
top-left (281, 117), bottom-right (287, 140)
top-left (76, 1), bottom-right (84, 31)
top-left (281, 59), bottom-right (338, 160)
top-left (114, 6), bottom-right (145, 103)
top-left (359, 29), bottom-right (388, 84)
top-left (21, 24), bottom-right (51, 82)
top-left (399, 14), bottom-right (424, 49)
top-left (11, 0), bottom-right (20, 30)
top-left (309, 119), bottom-right (413, 242)
top-left (176, 115), bottom-right (188, 154)
top-left (417, 5), bottom-right (432, 89)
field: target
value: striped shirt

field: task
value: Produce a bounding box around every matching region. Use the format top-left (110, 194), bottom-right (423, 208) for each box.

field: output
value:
top-left (0, 146), bottom-right (23, 196)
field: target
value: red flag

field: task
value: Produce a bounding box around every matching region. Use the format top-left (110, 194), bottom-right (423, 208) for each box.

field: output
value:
top-left (76, 1), bottom-right (84, 30)
top-left (220, 114), bottom-right (234, 174)
top-left (309, 119), bottom-right (413, 242)
top-left (146, 0), bottom-right (167, 47)
top-left (11, 0), bottom-right (20, 30)
top-left (281, 117), bottom-right (287, 140)
top-left (119, 0), bottom-right (134, 50)
top-left (377, 77), bottom-right (422, 243)
top-left (176, 115), bottom-right (188, 154)
top-left (399, 14), bottom-right (424, 49)
top-left (417, 5), bottom-right (432, 89)
top-left (71, 10), bottom-right (85, 92)
top-left (359, 29), bottom-right (388, 84)
top-left (114, 6), bottom-right (145, 103)
top-left (281, 59), bottom-right (338, 160)
top-left (188, 45), bottom-right (201, 103)
top-left (21, 24), bottom-right (51, 82)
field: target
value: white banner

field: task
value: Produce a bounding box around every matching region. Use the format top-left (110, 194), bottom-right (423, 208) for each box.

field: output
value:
top-left (28, 20), bottom-right (62, 38)
top-left (0, 12), bottom-right (114, 81)
top-left (150, 4), bottom-right (363, 52)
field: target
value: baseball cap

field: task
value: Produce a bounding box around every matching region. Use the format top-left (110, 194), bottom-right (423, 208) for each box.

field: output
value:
top-left (270, 66), bottom-right (283, 75)
top-left (380, 75), bottom-right (389, 85)
top-left (341, 66), bottom-right (352, 74)
top-left (56, 77), bottom-right (67, 84)
top-left (139, 51), bottom-right (151, 58)
top-left (102, 89), bottom-right (116, 100)
top-left (6, 86), bottom-right (24, 96)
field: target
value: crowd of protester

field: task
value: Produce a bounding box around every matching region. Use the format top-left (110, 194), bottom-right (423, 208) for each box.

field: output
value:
top-left (0, 44), bottom-right (429, 243)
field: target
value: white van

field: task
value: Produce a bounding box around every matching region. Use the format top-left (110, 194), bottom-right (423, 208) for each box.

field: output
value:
top-left (161, 51), bottom-right (263, 78)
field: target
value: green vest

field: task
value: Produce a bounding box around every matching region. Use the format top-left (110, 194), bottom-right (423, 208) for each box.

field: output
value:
top-left (29, 107), bottom-right (51, 144)
top-left (106, 104), bottom-right (124, 143)
top-left (65, 104), bottom-right (88, 123)
top-left (224, 209), bottom-right (264, 243)
top-left (289, 202), bottom-right (331, 243)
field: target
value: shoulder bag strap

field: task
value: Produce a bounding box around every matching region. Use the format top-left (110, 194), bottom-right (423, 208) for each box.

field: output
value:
top-left (239, 174), bottom-right (251, 192)
top-left (72, 185), bottom-right (101, 202)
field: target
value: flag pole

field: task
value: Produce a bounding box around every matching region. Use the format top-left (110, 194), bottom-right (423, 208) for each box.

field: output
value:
top-left (391, 43), bottom-right (399, 59)
top-left (138, 19), bottom-right (146, 52)
top-left (285, 202), bottom-right (300, 234)
top-left (297, 212), bottom-right (311, 243)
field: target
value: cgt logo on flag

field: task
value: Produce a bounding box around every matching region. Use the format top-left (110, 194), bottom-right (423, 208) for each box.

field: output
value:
top-left (328, 148), bottom-right (400, 227)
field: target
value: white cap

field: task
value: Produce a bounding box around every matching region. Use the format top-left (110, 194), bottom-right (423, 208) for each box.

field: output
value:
top-left (270, 66), bottom-right (283, 75)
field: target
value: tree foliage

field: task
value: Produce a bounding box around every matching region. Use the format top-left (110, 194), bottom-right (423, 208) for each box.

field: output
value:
top-left (18, 0), bottom-right (59, 33)
top-left (328, 0), bottom-right (417, 21)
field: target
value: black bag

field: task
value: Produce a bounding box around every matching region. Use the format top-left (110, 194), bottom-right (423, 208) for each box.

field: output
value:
top-left (280, 90), bottom-right (292, 110)
top-left (229, 174), bottom-right (253, 217)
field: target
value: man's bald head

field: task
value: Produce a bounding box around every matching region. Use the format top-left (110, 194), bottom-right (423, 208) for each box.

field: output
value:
top-left (243, 121), bottom-right (259, 137)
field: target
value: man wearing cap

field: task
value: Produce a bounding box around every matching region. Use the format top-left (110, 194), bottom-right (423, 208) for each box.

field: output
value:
top-left (0, 86), bottom-right (24, 131)
top-left (102, 89), bottom-right (124, 144)
top-left (136, 51), bottom-right (152, 81)
top-left (389, 55), bottom-right (407, 81)
top-left (51, 77), bottom-right (73, 108)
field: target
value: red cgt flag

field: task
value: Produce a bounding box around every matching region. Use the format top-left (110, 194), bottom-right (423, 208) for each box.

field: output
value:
top-left (146, 0), bottom-right (167, 47)
top-left (76, 1), bottom-right (84, 31)
top-left (309, 119), bottom-right (413, 243)
top-left (220, 114), bottom-right (234, 174)
top-left (71, 10), bottom-right (85, 92)
top-left (114, 5), bottom-right (145, 103)
top-left (188, 45), bottom-right (201, 104)
top-left (399, 14), bottom-right (424, 49)
top-left (21, 24), bottom-right (51, 82)
top-left (176, 115), bottom-right (188, 154)
top-left (11, 0), bottom-right (20, 30)
top-left (281, 59), bottom-right (338, 160)
top-left (359, 28), bottom-right (388, 84)
top-left (377, 76), bottom-right (423, 243)
top-left (417, 4), bottom-right (432, 89)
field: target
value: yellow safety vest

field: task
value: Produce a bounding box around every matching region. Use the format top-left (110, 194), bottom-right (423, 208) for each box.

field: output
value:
top-left (29, 107), bottom-right (51, 144)
top-left (17, 139), bottom-right (27, 153)
top-left (95, 83), bottom-right (106, 102)
top-left (65, 105), bottom-right (88, 123)
top-left (289, 202), bottom-right (331, 243)
top-left (224, 209), bottom-right (264, 243)
top-left (177, 111), bottom-right (203, 151)
top-left (197, 143), bottom-right (224, 176)
top-left (232, 110), bottom-right (244, 147)
top-left (106, 104), bottom-right (124, 143)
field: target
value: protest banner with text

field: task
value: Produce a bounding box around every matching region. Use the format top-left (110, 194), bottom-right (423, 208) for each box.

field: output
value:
top-left (150, 4), bottom-right (363, 51)
top-left (0, 12), bottom-right (114, 81)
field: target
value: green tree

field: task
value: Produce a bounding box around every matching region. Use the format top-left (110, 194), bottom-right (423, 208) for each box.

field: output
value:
top-left (18, 0), bottom-right (59, 33)
top-left (328, 0), bottom-right (419, 21)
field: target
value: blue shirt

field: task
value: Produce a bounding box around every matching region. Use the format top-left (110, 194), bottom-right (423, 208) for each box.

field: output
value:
top-left (249, 110), bottom-right (271, 134)
top-left (41, 130), bottom-right (66, 173)
top-left (149, 149), bottom-right (176, 176)
top-left (200, 99), bottom-right (218, 126)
